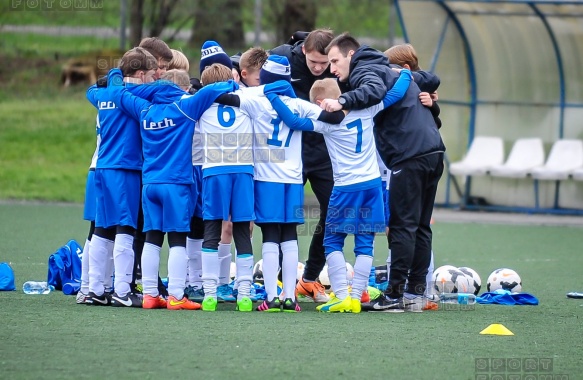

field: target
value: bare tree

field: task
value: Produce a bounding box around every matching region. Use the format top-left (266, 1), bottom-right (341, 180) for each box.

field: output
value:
top-left (129, 0), bottom-right (145, 47)
top-left (189, 0), bottom-right (245, 51)
top-left (270, 0), bottom-right (318, 44)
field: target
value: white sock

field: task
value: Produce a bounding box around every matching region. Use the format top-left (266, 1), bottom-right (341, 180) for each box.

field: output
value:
top-left (386, 249), bottom-right (392, 272)
top-left (217, 243), bottom-right (232, 286)
top-left (425, 250), bottom-right (436, 296)
top-left (141, 242), bottom-right (161, 297)
top-left (113, 233), bottom-right (134, 297)
top-left (261, 242), bottom-right (279, 301)
top-left (186, 238), bottom-right (203, 288)
top-left (81, 238), bottom-right (91, 294)
top-left (88, 235), bottom-right (111, 295)
top-left (202, 249), bottom-right (219, 298)
top-left (103, 243), bottom-right (114, 293)
top-left (326, 251), bottom-right (349, 300)
top-left (281, 240), bottom-right (299, 301)
top-left (168, 246), bottom-right (188, 299)
top-left (235, 254), bottom-right (254, 299)
top-left (351, 255), bottom-right (373, 301)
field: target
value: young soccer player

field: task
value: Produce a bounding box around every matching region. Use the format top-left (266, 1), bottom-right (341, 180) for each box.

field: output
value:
top-left (139, 37), bottom-right (173, 79)
top-left (237, 47), bottom-right (268, 88)
top-left (85, 48), bottom-right (158, 307)
top-left (169, 49), bottom-right (190, 72)
top-left (264, 70), bottom-right (412, 313)
top-left (195, 63), bottom-right (255, 312)
top-left (105, 67), bottom-right (237, 309)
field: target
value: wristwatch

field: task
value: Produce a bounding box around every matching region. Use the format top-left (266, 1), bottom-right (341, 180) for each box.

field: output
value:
top-left (338, 96), bottom-right (347, 108)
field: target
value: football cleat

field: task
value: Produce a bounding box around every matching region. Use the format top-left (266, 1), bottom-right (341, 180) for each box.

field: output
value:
top-left (296, 278), bottom-right (329, 303)
top-left (316, 296), bottom-right (353, 313)
top-left (167, 295), bottom-right (201, 310)
top-left (142, 295), bottom-right (167, 309)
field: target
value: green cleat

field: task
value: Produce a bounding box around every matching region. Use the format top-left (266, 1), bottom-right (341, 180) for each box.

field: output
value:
top-left (202, 296), bottom-right (218, 311)
top-left (236, 296), bottom-right (253, 312)
top-left (316, 296), bottom-right (353, 313)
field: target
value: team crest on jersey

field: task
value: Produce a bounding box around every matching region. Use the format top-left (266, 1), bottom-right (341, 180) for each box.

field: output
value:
top-left (98, 101), bottom-right (116, 110)
top-left (143, 117), bottom-right (177, 130)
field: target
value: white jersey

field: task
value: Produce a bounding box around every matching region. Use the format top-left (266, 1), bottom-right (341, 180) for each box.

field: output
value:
top-left (89, 114), bottom-right (101, 169)
top-left (239, 87), bottom-right (321, 184)
top-left (197, 89), bottom-right (253, 171)
top-left (312, 103), bottom-right (383, 187)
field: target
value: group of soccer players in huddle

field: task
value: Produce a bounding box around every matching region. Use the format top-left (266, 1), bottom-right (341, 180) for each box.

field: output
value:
top-left (78, 28), bottom-right (445, 314)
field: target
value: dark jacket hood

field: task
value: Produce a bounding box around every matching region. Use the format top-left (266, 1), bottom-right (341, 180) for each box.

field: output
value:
top-left (350, 45), bottom-right (389, 73)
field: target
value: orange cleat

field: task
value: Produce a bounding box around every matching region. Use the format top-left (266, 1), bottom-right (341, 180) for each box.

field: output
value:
top-left (360, 290), bottom-right (370, 303)
top-left (167, 295), bottom-right (201, 310)
top-left (142, 295), bottom-right (167, 309)
top-left (296, 278), bottom-right (330, 303)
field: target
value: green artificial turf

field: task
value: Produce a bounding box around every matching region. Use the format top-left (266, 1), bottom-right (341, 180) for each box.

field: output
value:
top-left (0, 203), bottom-right (581, 379)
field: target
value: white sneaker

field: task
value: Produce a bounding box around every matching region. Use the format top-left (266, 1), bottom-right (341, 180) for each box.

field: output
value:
top-left (76, 291), bottom-right (88, 304)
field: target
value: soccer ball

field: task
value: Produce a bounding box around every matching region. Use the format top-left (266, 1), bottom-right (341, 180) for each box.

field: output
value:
top-left (318, 263), bottom-right (355, 289)
top-left (486, 268), bottom-right (522, 293)
top-left (296, 261), bottom-right (305, 282)
top-left (230, 261), bottom-right (237, 280)
top-left (457, 266), bottom-right (482, 295)
top-left (433, 264), bottom-right (457, 274)
top-left (433, 267), bottom-right (471, 293)
top-left (252, 259), bottom-right (264, 284)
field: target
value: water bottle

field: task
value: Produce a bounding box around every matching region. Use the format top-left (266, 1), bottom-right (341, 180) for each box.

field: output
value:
top-left (22, 281), bottom-right (55, 294)
top-left (439, 293), bottom-right (477, 305)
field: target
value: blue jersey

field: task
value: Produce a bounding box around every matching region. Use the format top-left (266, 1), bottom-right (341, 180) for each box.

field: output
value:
top-left (86, 82), bottom-right (163, 170)
top-left (106, 70), bottom-right (238, 185)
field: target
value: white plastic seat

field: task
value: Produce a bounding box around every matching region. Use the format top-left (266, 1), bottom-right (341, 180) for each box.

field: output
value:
top-left (449, 136), bottom-right (505, 176)
top-left (489, 138), bottom-right (545, 178)
top-left (571, 167), bottom-right (583, 181)
top-left (531, 139), bottom-right (583, 180)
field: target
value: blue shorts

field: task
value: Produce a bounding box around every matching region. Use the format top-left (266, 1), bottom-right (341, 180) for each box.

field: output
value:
top-left (202, 173), bottom-right (255, 222)
top-left (142, 184), bottom-right (193, 233)
top-left (94, 168), bottom-right (141, 229)
top-left (382, 181), bottom-right (390, 227)
top-left (325, 185), bottom-right (385, 235)
top-left (83, 169), bottom-right (96, 221)
top-left (190, 166), bottom-right (203, 219)
top-left (254, 181), bottom-right (304, 224)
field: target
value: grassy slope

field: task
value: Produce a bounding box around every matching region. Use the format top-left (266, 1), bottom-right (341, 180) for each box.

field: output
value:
top-left (0, 203), bottom-right (581, 379)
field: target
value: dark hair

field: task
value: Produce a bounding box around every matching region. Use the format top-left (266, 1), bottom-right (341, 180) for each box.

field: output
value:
top-left (138, 37), bottom-right (173, 62)
top-left (118, 47), bottom-right (158, 77)
top-left (325, 32), bottom-right (360, 56)
top-left (304, 28), bottom-right (335, 55)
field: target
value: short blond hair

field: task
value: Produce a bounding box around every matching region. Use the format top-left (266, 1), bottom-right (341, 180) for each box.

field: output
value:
top-left (239, 47), bottom-right (267, 72)
top-left (384, 44), bottom-right (420, 71)
top-left (309, 78), bottom-right (341, 104)
top-left (201, 63), bottom-right (233, 85)
top-left (169, 49), bottom-right (190, 72)
top-left (160, 69), bottom-right (191, 91)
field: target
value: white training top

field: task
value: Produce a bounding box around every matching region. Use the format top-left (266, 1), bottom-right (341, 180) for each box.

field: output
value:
top-left (239, 87), bottom-right (321, 184)
top-left (312, 103), bottom-right (383, 187)
top-left (89, 114), bottom-right (101, 169)
top-left (197, 89), bottom-right (254, 171)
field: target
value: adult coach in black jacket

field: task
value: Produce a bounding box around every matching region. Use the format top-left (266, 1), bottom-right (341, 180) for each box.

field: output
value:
top-left (321, 33), bottom-right (446, 312)
top-left (269, 29), bottom-right (336, 302)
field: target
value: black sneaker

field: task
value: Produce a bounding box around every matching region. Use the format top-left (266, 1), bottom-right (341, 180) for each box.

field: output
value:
top-left (282, 298), bottom-right (301, 313)
top-left (85, 291), bottom-right (111, 306)
top-left (256, 298), bottom-right (282, 312)
top-left (110, 292), bottom-right (142, 308)
top-left (362, 295), bottom-right (404, 313)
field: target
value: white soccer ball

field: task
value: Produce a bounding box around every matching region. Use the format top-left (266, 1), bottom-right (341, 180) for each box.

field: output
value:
top-left (487, 268), bottom-right (522, 293)
top-left (230, 261), bottom-right (237, 280)
top-left (457, 266), bottom-right (482, 295)
top-left (252, 259), bottom-right (263, 284)
top-left (433, 267), bottom-right (471, 293)
top-left (345, 262), bottom-right (354, 283)
top-left (318, 263), bottom-right (354, 289)
top-left (296, 261), bottom-right (305, 282)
